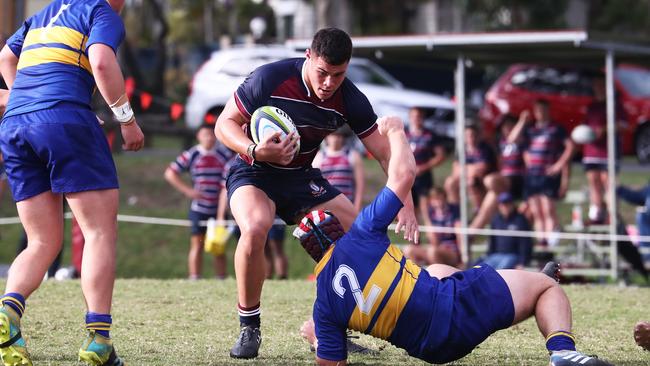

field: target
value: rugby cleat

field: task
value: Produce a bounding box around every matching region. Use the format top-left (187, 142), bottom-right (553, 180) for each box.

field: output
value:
top-left (230, 325), bottom-right (261, 359)
top-left (0, 307), bottom-right (31, 366)
top-left (549, 350), bottom-right (613, 366)
top-left (78, 331), bottom-right (124, 366)
top-left (542, 261), bottom-right (561, 283)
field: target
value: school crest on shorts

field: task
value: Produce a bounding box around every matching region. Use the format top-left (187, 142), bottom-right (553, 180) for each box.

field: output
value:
top-left (309, 180), bottom-right (326, 197)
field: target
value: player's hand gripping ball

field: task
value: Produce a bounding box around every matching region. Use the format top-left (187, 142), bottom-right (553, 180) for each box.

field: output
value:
top-left (250, 106), bottom-right (300, 152)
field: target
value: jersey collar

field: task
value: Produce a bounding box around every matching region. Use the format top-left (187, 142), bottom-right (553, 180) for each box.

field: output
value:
top-left (300, 58), bottom-right (313, 98)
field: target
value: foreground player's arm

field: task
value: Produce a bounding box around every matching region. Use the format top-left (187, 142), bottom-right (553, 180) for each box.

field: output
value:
top-left (215, 97), bottom-right (297, 165)
top-left (88, 44), bottom-right (144, 151)
top-left (0, 45), bottom-right (18, 88)
top-left (362, 122), bottom-right (419, 243)
top-left (379, 116), bottom-right (416, 205)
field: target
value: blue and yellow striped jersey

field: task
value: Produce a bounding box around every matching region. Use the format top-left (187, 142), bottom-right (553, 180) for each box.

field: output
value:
top-left (3, 0), bottom-right (125, 118)
top-left (313, 187), bottom-right (454, 361)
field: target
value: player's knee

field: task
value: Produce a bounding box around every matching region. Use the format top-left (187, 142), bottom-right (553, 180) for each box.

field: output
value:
top-left (239, 224), bottom-right (271, 250)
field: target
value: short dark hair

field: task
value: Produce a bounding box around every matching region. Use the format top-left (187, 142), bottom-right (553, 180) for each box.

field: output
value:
top-left (310, 28), bottom-right (352, 65)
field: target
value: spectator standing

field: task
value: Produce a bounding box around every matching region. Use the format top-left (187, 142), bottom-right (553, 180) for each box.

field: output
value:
top-left (509, 101), bottom-right (575, 246)
top-left (0, 0), bottom-right (144, 364)
top-left (165, 123), bottom-right (233, 279)
top-left (482, 192), bottom-right (533, 270)
top-left (406, 106), bottom-right (446, 221)
top-left (582, 75), bottom-right (626, 224)
top-left (313, 127), bottom-right (365, 213)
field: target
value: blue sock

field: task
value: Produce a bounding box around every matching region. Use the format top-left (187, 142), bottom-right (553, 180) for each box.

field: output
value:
top-left (1, 292), bottom-right (26, 318)
top-left (238, 303), bottom-right (261, 328)
top-left (86, 312), bottom-right (112, 338)
top-left (546, 331), bottom-right (576, 352)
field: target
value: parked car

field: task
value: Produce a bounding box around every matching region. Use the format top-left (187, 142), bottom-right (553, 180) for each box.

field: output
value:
top-left (185, 45), bottom-right (455, 142)
top-left (479, 63), bottom-right (650, 162)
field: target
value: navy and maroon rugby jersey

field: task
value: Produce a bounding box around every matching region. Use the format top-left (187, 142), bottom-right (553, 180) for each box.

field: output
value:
top-left (233, 58), bottom-right (377, 170)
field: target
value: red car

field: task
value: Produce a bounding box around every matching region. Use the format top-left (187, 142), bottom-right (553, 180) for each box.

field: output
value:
top-left (479, 63), bottom-right (650, 162)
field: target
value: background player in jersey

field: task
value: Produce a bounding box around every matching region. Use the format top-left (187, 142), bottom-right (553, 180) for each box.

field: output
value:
top-left (406, 106), bottom-right (446, 222)
top-left (582, 74), bottom-right (626, 224)
top-left (214, 27), bottom-right (418, 359)
top-left (294, 116), bottom-right (612, 366)
top-left (313, 126), bottom-right (365, 213)
top-left (509, 100), bottom-right (575, 246)
top-left (0, 1), bottom-right (144, 365)
top-left (165, 122), bottom-right (232, 279)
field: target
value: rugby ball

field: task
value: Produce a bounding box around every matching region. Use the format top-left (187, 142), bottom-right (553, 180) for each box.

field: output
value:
top-left (250, 106), bottom-right (299, 149)
top-left (570, 124), bottom-right (596, 144)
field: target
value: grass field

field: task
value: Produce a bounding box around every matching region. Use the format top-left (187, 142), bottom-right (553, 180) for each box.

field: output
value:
top-left (7, 279), bottom-right (650, 365)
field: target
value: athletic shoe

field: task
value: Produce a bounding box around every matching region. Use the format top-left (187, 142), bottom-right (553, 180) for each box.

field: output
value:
top-left (635, 321), bottom-right (650, 351)
top-left (230, 325), bottom-right (261, 359)
top-left (549, 350), bottom-right (613, 365)
top-left (78, 331), bottom-right (124, 366)
top-left (0, 307), bottom-right (31, 366)
top-left (542, 261), bottom-right (561, 283)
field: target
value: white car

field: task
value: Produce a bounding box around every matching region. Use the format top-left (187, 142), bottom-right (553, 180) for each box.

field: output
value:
top-left (185, 45), bottom-right (455, 140)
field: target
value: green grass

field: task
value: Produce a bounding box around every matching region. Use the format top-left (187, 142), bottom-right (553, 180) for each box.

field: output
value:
top-left (7, 279), bottom-right (650, 365)
top-left (0, 136), bottom-right (648, 279)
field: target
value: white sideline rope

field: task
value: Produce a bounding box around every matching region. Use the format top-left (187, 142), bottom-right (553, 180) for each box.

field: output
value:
top-left (1, 213), bottom-right (649, 244)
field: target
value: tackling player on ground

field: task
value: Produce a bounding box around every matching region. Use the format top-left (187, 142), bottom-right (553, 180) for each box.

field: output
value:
top-left (294, 116), bottom-right (612, 366)
top-left (214, 27), bottom-right (419, 359)
top-left (0, 1), bottom-right (144, 365)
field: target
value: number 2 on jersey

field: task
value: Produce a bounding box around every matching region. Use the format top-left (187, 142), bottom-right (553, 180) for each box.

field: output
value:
top-left (332, 265), bottom-right (382, 315)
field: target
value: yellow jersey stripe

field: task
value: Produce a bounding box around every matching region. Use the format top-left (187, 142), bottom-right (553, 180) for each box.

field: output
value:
top-left (314, 244), bottom-right (336, 277)
top-left (370, 253), bottom-right (421, 339)
top-left (348, 247), bottom-right (402, 332)
top-left (18, 46), bottom-right (92, 74)
top-left (23, 26), bottom-right (87, 51)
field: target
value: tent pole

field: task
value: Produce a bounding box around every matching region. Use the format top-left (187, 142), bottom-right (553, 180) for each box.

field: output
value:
top-left (605, 50), bottom-right (618, 281)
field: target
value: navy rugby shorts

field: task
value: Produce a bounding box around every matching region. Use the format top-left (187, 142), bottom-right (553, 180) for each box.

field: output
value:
top-left (226, 157), bottom-right (340, 224)
top-left (421, 265), bottom-right (515, 364)
top-left (0, 108), bottom-right (118, 202)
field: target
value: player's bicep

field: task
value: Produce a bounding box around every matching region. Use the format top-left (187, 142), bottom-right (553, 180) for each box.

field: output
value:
top-left (217, 97), bottom-right (248, 128)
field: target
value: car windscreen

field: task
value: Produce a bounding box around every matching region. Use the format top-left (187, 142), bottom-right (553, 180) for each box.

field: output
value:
top-left (616, 68), bottom-right (650, 97)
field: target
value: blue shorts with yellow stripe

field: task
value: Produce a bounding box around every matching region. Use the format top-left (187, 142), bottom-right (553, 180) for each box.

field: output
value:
top-left (420, 265), bottom-right (515, 364)
top-left (0, 107), bottom-right (118, 202)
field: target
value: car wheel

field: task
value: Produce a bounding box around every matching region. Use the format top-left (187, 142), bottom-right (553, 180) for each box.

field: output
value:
top-left (636, 124), bottom-right (650, 164)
